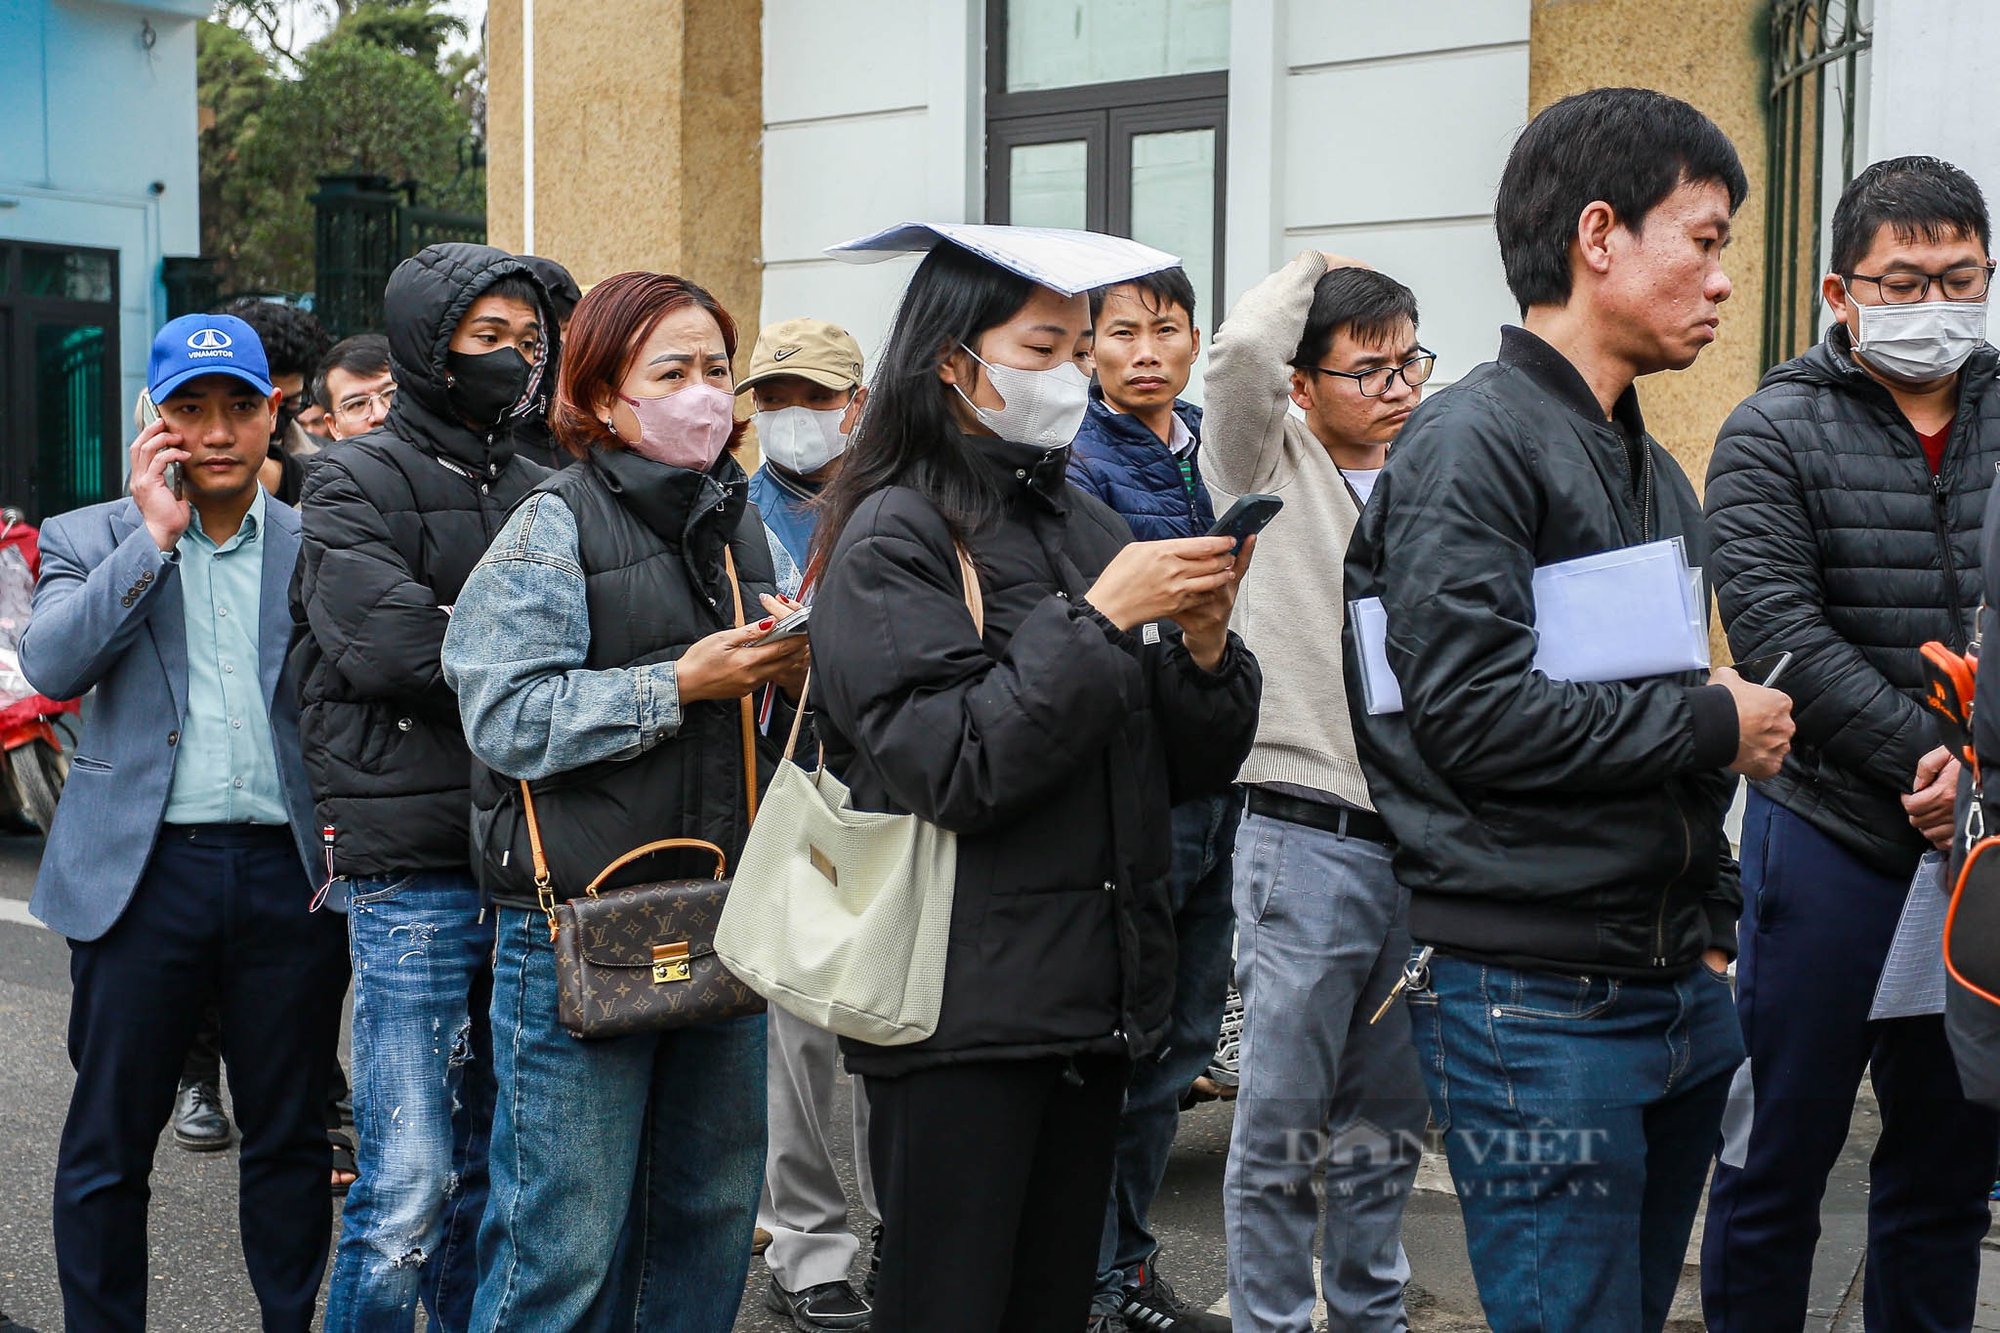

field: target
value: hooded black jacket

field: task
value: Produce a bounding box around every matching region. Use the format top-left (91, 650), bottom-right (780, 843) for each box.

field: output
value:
top-left (1706, 326), bottom-right (2000, 878)
top-left (810, 434), bottom-right (1261, 1077)
top-left (289, 243), bottom-right (557, 877)
top-left (1344, 328), bottom-right (1744, 978)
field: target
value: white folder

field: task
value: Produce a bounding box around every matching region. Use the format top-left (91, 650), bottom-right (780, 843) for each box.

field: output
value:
top-left (1352, 538), bottom-right (1711, 716)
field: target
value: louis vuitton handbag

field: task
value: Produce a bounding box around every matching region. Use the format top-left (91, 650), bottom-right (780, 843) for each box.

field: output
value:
top-left (522, 547), bottom-right (769, 1040)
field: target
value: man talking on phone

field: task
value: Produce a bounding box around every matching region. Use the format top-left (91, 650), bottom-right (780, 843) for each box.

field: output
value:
top-left (23, 313), bottom-right (348, 1333)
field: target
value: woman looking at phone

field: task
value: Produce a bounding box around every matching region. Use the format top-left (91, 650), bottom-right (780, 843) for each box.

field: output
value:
top-left (806, 238), bottom-right (1263, 1330)
top-left (441, 272), bottom-right (805, 1331)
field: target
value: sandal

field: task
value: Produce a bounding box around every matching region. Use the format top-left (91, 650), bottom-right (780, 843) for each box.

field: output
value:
top-left (329, 1130), bottom-right (358, 1197)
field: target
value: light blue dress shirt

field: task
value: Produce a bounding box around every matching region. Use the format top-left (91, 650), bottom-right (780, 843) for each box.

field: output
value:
top-left (162, 487), bottom-right (288, 825)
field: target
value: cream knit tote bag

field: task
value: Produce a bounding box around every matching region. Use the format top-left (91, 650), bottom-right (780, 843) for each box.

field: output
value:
top-left (715, 548), bottom-right (980, 1046)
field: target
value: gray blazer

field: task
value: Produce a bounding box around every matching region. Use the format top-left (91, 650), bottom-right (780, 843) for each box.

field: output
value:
top-left (20, 497), bottom-right (319, 941)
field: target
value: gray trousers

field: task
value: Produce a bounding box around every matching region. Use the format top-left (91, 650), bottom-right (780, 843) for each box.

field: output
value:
top-left (1224, 811), bottom-right (1430, 1333)
top-left (758, 1003), bottom-right (878, 1290)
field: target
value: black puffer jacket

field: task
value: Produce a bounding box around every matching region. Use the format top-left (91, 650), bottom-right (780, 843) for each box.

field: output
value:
top-left (811, 434), bottom-right (1261, 1077)
top-left (289, 244), bottom-right (556, 876)
top-left (1706, 326), bottom-right (2000, 878)
top-left (1344, 327), bottom-right (1743, 978)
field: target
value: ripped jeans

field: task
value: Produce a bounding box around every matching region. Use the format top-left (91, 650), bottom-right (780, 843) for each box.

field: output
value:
top-left (325, 871), bottom-right (496, 1333)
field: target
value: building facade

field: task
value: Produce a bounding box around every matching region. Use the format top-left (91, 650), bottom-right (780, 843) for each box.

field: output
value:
top-left (0, 0), bottom-right (203, 521)
top-left (485, 0), bottom-right (2000, 495)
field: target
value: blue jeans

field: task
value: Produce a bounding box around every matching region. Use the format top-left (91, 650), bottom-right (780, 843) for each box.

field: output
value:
top-left (1703, 792), bottom-right (1999, 1333)
top-left (1223, 810), bottom-right (1429, 1333)
top-left (1095, 792), bottom-right (1240, 1300)
top-left (1411, 953), bottom-right (1744, 1333)
top-left (325, 872), bottom-right (496, 1333)
top-left (470, 908), bottom-right (767, 1333)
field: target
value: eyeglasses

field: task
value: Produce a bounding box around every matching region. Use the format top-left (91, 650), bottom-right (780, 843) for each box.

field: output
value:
top-left (1845, 263), bottom-right (1995, 304)
top-left (333, 386), bottom-right (397, 425)
top-left (1309, 348), bottom-right (1437, 398)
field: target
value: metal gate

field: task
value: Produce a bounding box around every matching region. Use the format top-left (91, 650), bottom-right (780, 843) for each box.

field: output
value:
top-left (311, 175), bottom-right (485, 340)
top-left (1763, 0), bottom-right (1872, 370)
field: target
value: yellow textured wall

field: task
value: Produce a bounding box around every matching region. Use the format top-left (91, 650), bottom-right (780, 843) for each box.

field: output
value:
top-left (1529, 0), bottom-right (1769, 497)
top-left (485, 0), bottom-right (764, 367)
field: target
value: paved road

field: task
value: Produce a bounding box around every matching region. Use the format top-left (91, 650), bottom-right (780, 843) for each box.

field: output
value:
top-left (2, 829), bottom-right (1996, 1331)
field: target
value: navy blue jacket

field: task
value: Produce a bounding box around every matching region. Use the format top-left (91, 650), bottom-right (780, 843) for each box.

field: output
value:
top-left (1067, 387), bottom-right (1214, 541)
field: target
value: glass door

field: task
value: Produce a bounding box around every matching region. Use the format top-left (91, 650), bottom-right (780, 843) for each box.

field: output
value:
top-left (0, 244), bottom-right (122, 522)
top-left (985, 3), bottom-right (1228, 398)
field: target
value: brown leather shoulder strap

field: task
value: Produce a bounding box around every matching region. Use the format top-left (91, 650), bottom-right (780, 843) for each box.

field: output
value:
top-left (725, 545), bottom-right (758, 829)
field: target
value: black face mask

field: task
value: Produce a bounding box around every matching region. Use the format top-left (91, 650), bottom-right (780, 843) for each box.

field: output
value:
top-left (445, 346), bottom-right (533, 429)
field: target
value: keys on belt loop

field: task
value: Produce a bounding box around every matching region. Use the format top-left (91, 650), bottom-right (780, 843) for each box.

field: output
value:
top-left (1370, 945), bottom-right (1435, 1025)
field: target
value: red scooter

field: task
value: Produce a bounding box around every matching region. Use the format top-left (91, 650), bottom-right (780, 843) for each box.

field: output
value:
top-left (0, 510), bottom-right (77, 833)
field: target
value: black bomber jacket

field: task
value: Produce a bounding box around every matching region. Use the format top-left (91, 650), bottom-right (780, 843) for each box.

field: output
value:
top-left (1344, 326), bottom-right (1743, 978)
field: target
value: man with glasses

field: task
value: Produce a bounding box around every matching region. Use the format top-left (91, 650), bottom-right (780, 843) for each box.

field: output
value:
top-left (315, 335), bottom-right (397, 443)
top-left (1702, 154), bottom-right (2000, 1333)
top-left (1201, 253), bottom-right (1432, 1333)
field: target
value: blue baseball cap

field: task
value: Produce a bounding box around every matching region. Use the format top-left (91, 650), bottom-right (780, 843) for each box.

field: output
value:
top-left (147, 314), bottom-right (277, 402)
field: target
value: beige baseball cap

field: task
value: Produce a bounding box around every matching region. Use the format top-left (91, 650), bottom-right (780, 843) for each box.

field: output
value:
top-left (736, 318), bottom-right (865, 395)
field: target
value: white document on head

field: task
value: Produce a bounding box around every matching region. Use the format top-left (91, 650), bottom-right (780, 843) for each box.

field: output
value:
top-left (1351, 537), bottom-right (1712, 716)
top-left (826, 222), bottom-right (1179, 297)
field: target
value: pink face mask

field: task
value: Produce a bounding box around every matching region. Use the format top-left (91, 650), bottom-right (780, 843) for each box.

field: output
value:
top-left (616, 383), bottom-right (736, 471)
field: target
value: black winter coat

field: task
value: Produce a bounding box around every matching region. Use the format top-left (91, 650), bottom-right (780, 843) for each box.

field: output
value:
top-left (1344, 327), bottom-right (1744, 977)
top-left (1706, 326), bottom-right (2000, 877)
top-left (810, 434), bottom-right (1261, 1077)
top-left (289, 243), bottom-right (556, 876)
top-left (469, 447), bottom-right (789, 911)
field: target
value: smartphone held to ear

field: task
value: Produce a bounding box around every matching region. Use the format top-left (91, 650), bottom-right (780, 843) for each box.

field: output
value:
top-left (1207, 494), bottom-right (1284, 552)
top-left (137, 390), bottom-right (182, 501)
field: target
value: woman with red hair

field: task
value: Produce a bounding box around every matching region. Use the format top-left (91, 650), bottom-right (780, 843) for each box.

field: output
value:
top-left (443, 272), bottom-right (808, 1331)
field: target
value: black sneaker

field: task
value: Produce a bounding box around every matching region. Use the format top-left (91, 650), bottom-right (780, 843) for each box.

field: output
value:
top-left (1119, 1262), bottom-right (1229, 1332)
top-left (763, 1274), bottom-right (872, 1332)
top-left (171, 1078), bottom-right (230, 1152)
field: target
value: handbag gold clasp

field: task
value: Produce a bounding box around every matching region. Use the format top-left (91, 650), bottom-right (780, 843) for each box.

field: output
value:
top-left (652, 941), bottom-right (691, 984)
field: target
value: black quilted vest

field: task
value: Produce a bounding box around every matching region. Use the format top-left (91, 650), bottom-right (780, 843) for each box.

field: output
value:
top-left (470, 447), bottom-right (780, 911)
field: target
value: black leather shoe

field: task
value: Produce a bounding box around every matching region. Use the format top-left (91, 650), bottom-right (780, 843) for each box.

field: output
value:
top-left (171, 1078), bottom-right (230, 1152)
top-left (763, 1274), bottom-right (872, 1332)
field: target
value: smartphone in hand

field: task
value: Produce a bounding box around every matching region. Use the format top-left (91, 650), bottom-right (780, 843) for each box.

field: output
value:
top-left (757, 605), bottom-right (811, 643)
top-left (1732, 650), bottom-right (1793, 689)
top-left (1207, 494), bottom-right (1284, 553)
top-left (137, 390), bottom-right (181, 500)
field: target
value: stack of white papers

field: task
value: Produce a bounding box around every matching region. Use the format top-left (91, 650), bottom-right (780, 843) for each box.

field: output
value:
top-left (826, 222), bottom-right (1180, 297)
top-left (1352, 538), bottom-right (1711, 716)
top-left (1871, 853), bottom-right (1950, 1020)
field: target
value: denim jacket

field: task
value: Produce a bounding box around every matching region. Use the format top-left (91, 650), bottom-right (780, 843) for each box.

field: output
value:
top-left (441, 491), bottom-right (683, 781)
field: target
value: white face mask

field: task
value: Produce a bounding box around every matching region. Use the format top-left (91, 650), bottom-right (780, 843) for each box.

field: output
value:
top-left (954, 345), bottom-right (1090, 449)
top-left (753, 405), bottom-right (850, 476)
top-left (1851, 294), bottom-right (1988, 385)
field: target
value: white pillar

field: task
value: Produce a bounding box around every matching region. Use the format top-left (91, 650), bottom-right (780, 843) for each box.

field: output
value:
top-left (1866, 0), bottom-right (2000, 201)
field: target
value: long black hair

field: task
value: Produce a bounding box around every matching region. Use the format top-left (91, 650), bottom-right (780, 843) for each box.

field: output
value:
top-left (809, 242), bottom-right (1036, 582)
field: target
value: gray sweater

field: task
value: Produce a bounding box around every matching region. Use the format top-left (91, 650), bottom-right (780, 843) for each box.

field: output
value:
top-left (1202, 250), bottom-right (1374, 810)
